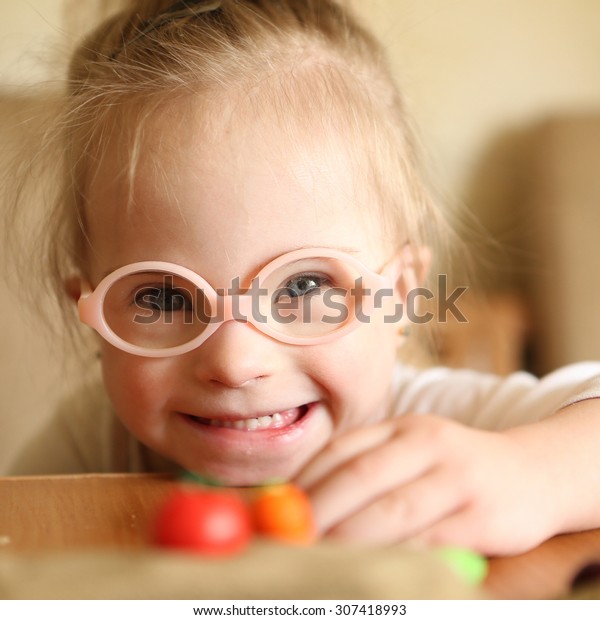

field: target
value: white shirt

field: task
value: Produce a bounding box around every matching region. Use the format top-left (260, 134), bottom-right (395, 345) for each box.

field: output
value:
top-left (391, 362), bottom-right (600, 430)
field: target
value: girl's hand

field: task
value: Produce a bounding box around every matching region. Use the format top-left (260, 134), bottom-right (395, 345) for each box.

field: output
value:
top-left (295, 414), bottom-right (561, 556)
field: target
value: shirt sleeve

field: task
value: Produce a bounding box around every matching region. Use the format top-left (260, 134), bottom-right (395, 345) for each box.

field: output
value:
top-left (390, 361), bottom-right (600, 431)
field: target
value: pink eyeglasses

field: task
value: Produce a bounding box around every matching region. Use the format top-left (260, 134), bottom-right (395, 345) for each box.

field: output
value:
top-left (77, 247), bottom-right (398, 357)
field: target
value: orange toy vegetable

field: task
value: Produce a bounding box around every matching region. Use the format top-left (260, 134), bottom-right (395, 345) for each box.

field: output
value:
top-left (251, 483), bottom-right (316, 544)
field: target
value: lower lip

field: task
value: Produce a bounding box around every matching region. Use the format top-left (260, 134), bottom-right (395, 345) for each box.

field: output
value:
top-left (179, 402), bottom-right (318, 444)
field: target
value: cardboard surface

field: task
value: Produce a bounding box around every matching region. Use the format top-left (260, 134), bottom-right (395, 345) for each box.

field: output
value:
top-left (1, 474), bottom-right (600, 599)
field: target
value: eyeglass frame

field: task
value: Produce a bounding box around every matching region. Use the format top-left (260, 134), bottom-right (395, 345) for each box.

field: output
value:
top-left (77, 247), bottom-right (401, 358)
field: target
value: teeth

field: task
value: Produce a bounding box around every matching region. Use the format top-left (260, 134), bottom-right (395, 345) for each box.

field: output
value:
top-left (257, 416), bottom-right (272, 428)
top-left (209, 411), bottom-right (288, 431)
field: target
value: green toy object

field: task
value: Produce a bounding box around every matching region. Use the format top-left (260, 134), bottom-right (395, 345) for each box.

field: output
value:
top-left (436, 547), bottom-right (488, 585)
top-left (179, 469), bottom-right (289, 488)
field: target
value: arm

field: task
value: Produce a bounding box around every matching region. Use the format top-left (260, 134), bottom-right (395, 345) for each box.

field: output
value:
top-left (507, 398), bottom-right (600, 535)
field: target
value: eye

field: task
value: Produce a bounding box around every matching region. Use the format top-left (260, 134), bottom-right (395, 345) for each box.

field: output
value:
top-left (278, 273), bottom-right (331, 299)
top-left (134, 285), bottom-right (193, 312)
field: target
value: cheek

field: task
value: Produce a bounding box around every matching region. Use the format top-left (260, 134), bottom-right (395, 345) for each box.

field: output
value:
top-left (306, 321), bottom-right (399, 431)
top-left (99, 345), bottom-right (174, 428)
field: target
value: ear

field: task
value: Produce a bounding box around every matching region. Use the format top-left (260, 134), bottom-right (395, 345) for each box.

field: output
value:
top-left (64, 276), bottom-right (81, 304)
top-left (391, 245), bottom-right (432, 301)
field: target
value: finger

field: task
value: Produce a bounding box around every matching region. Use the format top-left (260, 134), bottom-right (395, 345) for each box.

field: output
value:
top-left (297, 414), bottom-right (436, 489)
top-left (415, 507), bottom-right (545, 557)
top-left (325, 466), bottom-right (467, 544)
top-left (308, 427), bottom-right (439, 533)
top-left (296, 420), bottom-right (399, 489)
top-left (412, 511), bottom-right (484, 553)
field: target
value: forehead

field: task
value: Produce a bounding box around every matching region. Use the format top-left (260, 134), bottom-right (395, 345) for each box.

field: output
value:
top-left (84, 94), bottom-right (390, 280)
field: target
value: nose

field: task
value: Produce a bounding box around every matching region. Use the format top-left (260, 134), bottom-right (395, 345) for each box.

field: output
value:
top-left (190, 319), bottom-right (280, 388)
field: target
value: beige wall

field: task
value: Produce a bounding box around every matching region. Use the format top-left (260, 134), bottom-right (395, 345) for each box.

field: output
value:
top-left (2, 1), bottom-right (600, 469)
top-left (0, 1), bottom-right (64, 84)
top-left (359, 0), bottom-right (600, 199)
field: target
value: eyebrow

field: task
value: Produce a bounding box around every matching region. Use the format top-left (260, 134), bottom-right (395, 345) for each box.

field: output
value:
top-left (296, 245), bottom-right (362, 254)
top-left (253, 246), bottom-right (363, 272)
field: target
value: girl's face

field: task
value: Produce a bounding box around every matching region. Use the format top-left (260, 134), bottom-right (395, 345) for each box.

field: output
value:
top-left (83, 102), bottom-right (411, 485)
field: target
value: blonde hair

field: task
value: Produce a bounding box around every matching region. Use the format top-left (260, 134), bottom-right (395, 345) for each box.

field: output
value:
top-left (9, 0), bottom-right (451, 341)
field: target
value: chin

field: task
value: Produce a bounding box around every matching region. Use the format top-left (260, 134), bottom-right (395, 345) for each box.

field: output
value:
top-left (179, 458), bottom-right (304, 488)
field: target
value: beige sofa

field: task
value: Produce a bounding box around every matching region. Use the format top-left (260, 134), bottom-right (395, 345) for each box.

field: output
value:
top-left (0, 93), bottom-right (86, 472)
top-left (468, 114), bottom-right (600, 376)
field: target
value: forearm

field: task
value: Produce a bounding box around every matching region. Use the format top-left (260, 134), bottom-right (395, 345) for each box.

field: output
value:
top-left (505, 398), bottom-right (600, 534)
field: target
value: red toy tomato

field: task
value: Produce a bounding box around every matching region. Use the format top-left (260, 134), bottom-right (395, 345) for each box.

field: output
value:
top-left (251, 483), bottom-right (316, 545)
top-left (153, 487), bottom-right (253, 556)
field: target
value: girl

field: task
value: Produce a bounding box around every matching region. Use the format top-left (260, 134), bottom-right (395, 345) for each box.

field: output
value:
top-left (7, 0), bottom-right (600, 556)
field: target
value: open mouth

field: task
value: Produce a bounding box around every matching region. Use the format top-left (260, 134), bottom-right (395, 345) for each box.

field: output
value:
top-left (185, 404), bottom-right (312, 431)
